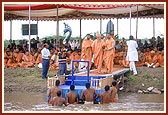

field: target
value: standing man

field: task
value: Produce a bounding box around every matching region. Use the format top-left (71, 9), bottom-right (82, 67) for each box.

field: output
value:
top-left (91, 33), bottom-right (105, 74)
top-left (41, 43), bottom-right (50, 79)
top-left (103, 34), bottom-right (115, 73)
top-left (81, 34), bottom-right (93, 69)
top-left (126, 35), bottom-right (138, 76)
top-left (58, 50), bottom-right (67, 75)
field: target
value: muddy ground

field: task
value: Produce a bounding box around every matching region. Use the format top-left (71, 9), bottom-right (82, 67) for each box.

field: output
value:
top-left (123, 67), bottom-right (164, 93)
top-left (3, 66), bottom-right (164, 93)
top-left (4, 67), bottom-right (56, 93)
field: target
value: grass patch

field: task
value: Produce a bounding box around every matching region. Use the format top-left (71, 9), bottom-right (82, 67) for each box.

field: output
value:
top-left (4, 66), bottom-right (164, 93)
top-left (4, 67), bottom-right (57, 93)
top-left (125, 67), bottom-right (164, 92)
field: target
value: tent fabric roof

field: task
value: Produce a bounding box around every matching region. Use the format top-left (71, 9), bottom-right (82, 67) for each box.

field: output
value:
top-left (4, 4), bottom-right (164, 21)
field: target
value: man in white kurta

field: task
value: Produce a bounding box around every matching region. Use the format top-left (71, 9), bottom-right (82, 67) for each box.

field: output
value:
top-left (126, 35), bottom-right (138, 75)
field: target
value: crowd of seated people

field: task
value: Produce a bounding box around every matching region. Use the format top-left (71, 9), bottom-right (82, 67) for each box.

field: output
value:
top-left (4, 37), bottom-right (81, 74)
top-left (113, 36), bottom-right (164, 68)
top-left (4, 36), bottom-right (164, 74)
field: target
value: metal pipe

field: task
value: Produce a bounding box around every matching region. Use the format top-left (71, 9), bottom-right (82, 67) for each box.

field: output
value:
top-left (129, 6), bottom-right (132, 36)
top-left (80, 15), bottom-right (82, 40)
top-left (117, 18), bottom-right (118, 36)
top-left (153, 9), bottom-right (155, 37)
top-left (56, 4), bottom-right (59, 48)
top-left (71, 60), bottom-right (90, 84)
top-left (72, 60), bottom-right (75, 85)
top-left (36, 18), bottom-right (38, 38)
top-left (87, 60), bottom-right (90, 82)
top-left (100, 15), bottom-right (102, 34)
top-left (28, 4), bottom-right (31, 52)
top-left (10, 20), bottom-right (12, 43)
top-left (136, 5), bottom-right (138, 40)
top-left (79, 14), bottom-right (82, 49)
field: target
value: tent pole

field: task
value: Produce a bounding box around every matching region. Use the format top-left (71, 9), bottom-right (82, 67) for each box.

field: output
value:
top-left (80, 19), bottom-right (81, 39)
top-left (10, 20), bottom-right (12, 44)
top-left (129, 6), bottom-right (132, 36)
top-left (28, 4), bottom-right (31, 52)
top-left (153, 9), bottom-right (155, 37)
top-left (56, 4), bottom-right (59, 48)
top-left (117, 18), bottom-right (118, 36)
top-left (79, 14), bottom-right (82, 49)
top-left (136, 5), bottom-right (138, 40)
top-left (36, 18), bottom-right (38, 38)
top-left (100, 15), bottom-right (102, 34)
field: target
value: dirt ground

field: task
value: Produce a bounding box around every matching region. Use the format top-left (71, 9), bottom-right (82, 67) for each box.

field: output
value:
top-left (4, 67), bottom-right (56, 93)
top-left (3, 66), bottom-right (164, 93)
top-left (123, 67), bottom-right (164, 93)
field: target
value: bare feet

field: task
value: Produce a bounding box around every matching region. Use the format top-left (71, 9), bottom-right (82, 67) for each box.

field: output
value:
top-left (107, 71), bottom-right (112, 74)
top-left (103, 71), bottom-right (108, 74)
top-left (97, 71), bottom-right (102, 74)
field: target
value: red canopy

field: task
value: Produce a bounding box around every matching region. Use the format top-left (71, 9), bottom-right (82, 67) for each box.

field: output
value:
top-left (4, 3), bottom-right (164, 21)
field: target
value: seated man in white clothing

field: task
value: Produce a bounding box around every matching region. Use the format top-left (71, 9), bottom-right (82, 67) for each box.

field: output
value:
top-left (66, 58), bottom-right (72, 75)
top-left (78, 56), bottom-right (87, 72)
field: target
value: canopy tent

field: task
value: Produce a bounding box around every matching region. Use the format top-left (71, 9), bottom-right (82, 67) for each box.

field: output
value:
top-left (3, 3), bottom-right (165, 52)
top-left (4, 3), bottom-right (164, 21)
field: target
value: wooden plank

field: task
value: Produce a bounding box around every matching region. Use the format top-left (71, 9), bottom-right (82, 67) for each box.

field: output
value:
top-left (47, 75), bottom-right (66, 88)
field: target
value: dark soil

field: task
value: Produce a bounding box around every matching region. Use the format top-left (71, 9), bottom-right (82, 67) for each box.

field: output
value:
top-left (4, 67), bottom-right (56, 93)
top-left (4, 66), bottom-right (164, 93)
top-left (123, 67), bottom-right (164, 93)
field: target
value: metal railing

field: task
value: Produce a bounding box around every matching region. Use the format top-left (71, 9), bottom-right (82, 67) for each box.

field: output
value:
top-left (71, 60), bottom-right (90, 85)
